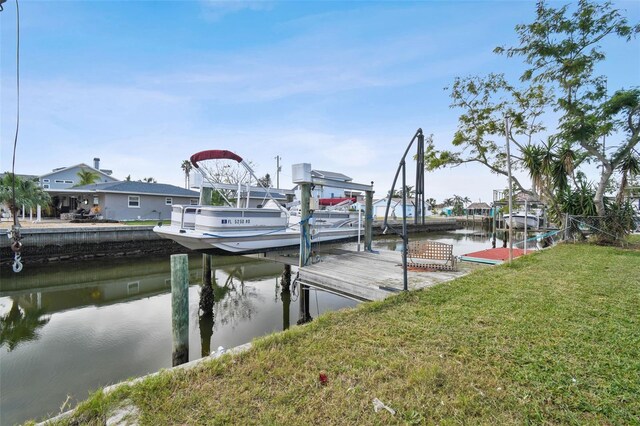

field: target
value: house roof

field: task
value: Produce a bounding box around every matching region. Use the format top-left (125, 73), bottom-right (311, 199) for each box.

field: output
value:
top-left (72, 181), bottom-right (200, 197)
top-left (467, 202), bottom-right (491, 209)
top-left (40, 163), bottom-right (118, 180)
top-left (311, 170), bottom-right (353, 181)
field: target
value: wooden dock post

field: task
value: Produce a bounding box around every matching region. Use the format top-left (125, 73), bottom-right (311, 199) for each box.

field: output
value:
top-left (199, 254), bottom-right (214, 316)
top-left (298, 182), bottom-right (313, 324)
top-left (281, 283), bottom-right (291, 330)
top-left (365, 188), bottom-right (373, 251)
top-left (171, 254), bottom-right (189, 366)
top-left (282, 264), bottom-right (291, 292)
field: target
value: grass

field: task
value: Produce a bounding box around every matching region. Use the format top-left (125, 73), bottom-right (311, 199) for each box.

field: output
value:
top-left (46, 243), bottom-right (639, 425)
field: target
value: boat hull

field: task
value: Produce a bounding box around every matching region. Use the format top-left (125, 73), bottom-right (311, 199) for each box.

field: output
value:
top-left (154, 225), bottom-right (361, 255)
top-left (504, 214), bottom-right (539, 229)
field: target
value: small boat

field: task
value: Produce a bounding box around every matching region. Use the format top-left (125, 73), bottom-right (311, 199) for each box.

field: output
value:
top-left (154, 150), bottom-right (361, 254)
top-left (503, 212), bottom-right (539, 229)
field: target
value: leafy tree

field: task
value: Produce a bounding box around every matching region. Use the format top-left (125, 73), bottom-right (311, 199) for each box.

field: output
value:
top-left (125, 175), bottom-right (131, 181)
top-left (181, 160), bottom-right (193, 189)
top-left (443, 194), bottom-right (470, 216)
top-left (496, 0), bottom-right (640, 217)
top-left (257, 173), bottom-right (272, 188)
top-left (388, 185), bottom-right (415, 199)
top-left (425, 73), bottom-right (551, 195)
top-left (76, 169), bottom-right (101, 186)
top-left (0, 173), bottom-right (51, 218)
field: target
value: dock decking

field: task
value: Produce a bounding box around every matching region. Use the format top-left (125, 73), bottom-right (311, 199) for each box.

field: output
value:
top-left (296, 248), bottom-right (483, 301)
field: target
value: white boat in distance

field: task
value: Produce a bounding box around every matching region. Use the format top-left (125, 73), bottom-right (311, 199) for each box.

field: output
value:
top-left (503, 212), bottom-right (539, 229)
top-left (153, 150), bottom-right (361, 254)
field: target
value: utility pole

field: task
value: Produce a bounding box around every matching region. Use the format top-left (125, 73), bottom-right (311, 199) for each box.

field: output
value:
top-left (275, 155), bottom-right (282, 189)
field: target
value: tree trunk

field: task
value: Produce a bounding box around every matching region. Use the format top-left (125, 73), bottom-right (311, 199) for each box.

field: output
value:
top-left (594, 163), bottom-right (613, 218)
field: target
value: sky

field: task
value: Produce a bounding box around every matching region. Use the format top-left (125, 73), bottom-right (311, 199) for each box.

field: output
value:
top-left (1, 0), bottom-right (639, 203)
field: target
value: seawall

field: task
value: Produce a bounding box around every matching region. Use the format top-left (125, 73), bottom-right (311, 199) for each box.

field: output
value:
top-left (1, 218), bottom-right (463, 265)
top-left (0, 226), bottom-right (185, 265)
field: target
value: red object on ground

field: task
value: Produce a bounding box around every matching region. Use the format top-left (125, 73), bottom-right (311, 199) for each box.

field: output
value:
top-left (319, 371), bottom-right (328, 385)
top-left (463, 247), bottom-right (527, 262)
top-left (318, 197), bottom-right (356, 206)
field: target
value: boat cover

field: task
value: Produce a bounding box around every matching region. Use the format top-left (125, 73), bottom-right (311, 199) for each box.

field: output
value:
top-left (190, 150), bottom-right (243, 167)
top-left (319, 197), bottom-right (356, 206)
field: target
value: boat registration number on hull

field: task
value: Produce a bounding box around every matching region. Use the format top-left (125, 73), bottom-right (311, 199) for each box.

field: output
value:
top-left (221, 219), bottom-right (251, 225)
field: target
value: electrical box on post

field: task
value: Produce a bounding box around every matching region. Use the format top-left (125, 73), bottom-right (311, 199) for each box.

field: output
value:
top-left (292, 163), bottom-right (312, 183)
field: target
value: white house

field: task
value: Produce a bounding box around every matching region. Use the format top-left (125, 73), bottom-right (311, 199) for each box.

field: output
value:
top-left (373, 198), bottom-right (416, 219)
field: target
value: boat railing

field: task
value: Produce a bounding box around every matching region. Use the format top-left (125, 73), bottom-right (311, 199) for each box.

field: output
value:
top-left (172, 205), bottom-right (200, 230)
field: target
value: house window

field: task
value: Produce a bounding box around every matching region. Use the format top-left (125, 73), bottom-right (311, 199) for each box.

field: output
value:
top-left (128, 195), bottom-right (140, 208)
top-left (165, 197), bottom-right (173, 205)
top-left (190, 199), bottom-right (198, 205)
top-left (93, 196), bottom-right (99, 205)
top-left (43, 184), bottom-right (50, 189)
top-left (54, 180), bottom-right (64, 183)
top-left (42, 179), bottom-right (50, 183)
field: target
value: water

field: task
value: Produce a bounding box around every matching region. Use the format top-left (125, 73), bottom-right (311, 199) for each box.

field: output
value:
top-left (0, 227), bottom-right (496, 425)
top-left (0, 255), bottom-right (356, 425)
top-left (373, 226), bottom-right (496, 255)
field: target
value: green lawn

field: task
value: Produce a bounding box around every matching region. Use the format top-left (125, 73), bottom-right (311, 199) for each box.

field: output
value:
top-left (48, 243), bottom-right (640, 425)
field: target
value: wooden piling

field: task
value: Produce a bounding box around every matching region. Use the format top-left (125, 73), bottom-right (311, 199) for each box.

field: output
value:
top-left (282, 264), bottom-right (291, 292)
top-left (199, 254), bottom-right (214, 316)
top-left (171, 254), bottom-right (189, 366)
top-left (281, 285), bottom-right (291, 330)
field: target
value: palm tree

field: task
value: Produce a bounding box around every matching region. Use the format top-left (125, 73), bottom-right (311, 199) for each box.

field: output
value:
top-left (0, 173), bottom-right (51, 218)
top-left (181, 160), bottom-right (193, 189)
top-left (140, 177), bottom-right (157, 183)
top-left (616, 151), bottom-right (640, 204)
top-left (76, 169), bottom-right (101, 186)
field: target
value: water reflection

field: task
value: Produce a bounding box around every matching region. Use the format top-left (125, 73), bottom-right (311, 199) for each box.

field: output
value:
top-left (0, 298), bottom-right (50, 351)
top-left (0, 255), bottom-right (356, 425)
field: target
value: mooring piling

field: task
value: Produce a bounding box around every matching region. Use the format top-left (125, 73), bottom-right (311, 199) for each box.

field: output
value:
top-left (171, 254), bottom-right (189, 366)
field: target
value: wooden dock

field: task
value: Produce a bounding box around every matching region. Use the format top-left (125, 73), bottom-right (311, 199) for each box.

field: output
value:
top-left (296, 248), bottom-right (483, 301)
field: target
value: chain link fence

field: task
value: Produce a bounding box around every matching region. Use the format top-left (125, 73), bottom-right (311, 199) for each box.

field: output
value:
top-left (564, 214), bottom-right (639, 244)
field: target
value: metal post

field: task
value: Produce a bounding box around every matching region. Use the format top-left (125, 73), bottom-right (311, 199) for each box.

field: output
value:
top-left (275, 155), bottom-right (281, 189)
top-left (505, 117), bottom-right (514, 264)
top-left (492, 202), bottom-right (497, 248)
top-left (365, 189), bottom-right (373, 251)
top-left (171, 254), bottom-right (189, 366)
top-left (357, 208), bottom-right (362, 252)
top-left (524, 200), bottom-right (528, 254)
top-left (402, 162), bottom-right (408, 292)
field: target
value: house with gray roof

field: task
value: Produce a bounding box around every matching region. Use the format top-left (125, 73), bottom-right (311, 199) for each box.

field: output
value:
top-left (66, 181), bottom-right (200, 221)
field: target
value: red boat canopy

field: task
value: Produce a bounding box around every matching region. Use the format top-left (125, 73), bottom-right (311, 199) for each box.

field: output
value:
top-left (190, 150), bottom-right (243, 168)
top-left (318, 197), bottom-right (356, 206)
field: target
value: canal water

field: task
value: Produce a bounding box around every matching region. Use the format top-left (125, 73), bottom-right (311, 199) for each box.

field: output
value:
top-left (0, 228), bottom-right (495, 425)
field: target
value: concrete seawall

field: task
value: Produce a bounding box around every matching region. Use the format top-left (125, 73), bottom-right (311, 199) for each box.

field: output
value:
top-left (1, 218), bottom-right (463, 265)
top-left (0, 226), bottom-right (184, 265)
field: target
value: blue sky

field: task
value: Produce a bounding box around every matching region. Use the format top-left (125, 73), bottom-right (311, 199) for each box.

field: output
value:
top-left (1, 0), bottom-right (639, 202)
